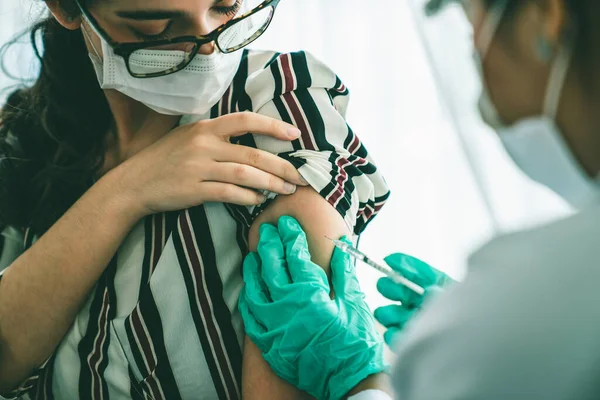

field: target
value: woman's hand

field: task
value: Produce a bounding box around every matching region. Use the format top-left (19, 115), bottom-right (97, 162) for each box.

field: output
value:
top-left (114, 112), bottom-right (308, 217)
top-left (375, 254), bottom-right (455, 350)
top-left (239, 216), bottom-right (386, 400)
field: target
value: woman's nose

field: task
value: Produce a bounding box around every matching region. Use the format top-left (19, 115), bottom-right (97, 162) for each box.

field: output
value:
top-left (197, 42), bottom-right (216, 55)
top-left (194, 15), bottom-right (224, 55)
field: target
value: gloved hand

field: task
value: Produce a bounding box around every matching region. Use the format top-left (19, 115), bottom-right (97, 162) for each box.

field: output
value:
top-left (374, 253), bottom-right (455, 349)
top-left (239, 216), bottom-right (386, 400)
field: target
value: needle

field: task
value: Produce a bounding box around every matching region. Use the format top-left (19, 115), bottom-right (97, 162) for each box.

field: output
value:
top-left (326, 236), bottom-right (425, 295)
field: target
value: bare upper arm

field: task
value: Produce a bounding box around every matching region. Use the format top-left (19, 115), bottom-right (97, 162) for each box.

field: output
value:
top-left (249, 186), bottom-right (350, 269)
top-left (241, 186), bottom-right (350, 400)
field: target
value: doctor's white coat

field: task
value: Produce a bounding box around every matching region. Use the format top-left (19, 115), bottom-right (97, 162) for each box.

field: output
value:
top-left (390, 204), bottom-right (600, 400)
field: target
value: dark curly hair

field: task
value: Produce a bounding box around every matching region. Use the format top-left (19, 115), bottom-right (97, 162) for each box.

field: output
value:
top-left (0, 0), bottom-right (111, 236)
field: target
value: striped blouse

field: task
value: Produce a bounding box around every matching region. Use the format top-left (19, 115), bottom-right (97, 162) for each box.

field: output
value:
top-left (0, 49), bottom-right (390, 400)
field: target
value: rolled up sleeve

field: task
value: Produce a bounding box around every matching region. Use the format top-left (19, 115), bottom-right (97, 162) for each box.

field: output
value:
top-left (234, 51), bottom-right (390, 235)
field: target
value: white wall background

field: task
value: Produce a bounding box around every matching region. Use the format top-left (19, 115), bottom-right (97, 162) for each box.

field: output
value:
top-left (0, 0), bottom-right (573, 313)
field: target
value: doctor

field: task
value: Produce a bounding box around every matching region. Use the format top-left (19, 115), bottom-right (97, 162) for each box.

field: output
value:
top-left (238, 0), bottom-right (600, 399)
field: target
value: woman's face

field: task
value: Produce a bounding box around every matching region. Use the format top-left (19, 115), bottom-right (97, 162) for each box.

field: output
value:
top-left (57, 0), bottom-right (243, 55)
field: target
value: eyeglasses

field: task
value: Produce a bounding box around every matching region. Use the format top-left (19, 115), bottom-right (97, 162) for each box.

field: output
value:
top-left (75, 0), bottom-right (281, 79)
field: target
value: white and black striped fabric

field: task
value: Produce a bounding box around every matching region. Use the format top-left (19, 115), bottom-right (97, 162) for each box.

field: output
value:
top-left (0, 49), bottom-right (390, 400)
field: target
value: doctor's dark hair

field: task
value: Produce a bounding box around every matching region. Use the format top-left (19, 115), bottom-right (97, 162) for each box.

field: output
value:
top-left (0, 0), bottom-right (110, 235)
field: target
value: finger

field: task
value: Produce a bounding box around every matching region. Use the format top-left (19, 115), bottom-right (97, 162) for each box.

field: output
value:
top-left (211, 112), bottom-right (301, 141)
top-left (384, 327), bottom-right (403, 350)
top-left (277, 216), bottom-right (329, 289)
top-left (377, 277), bottom-right (423, 307)
top-left (238, 288), bottom-right (267, 335)
top-left (384, 253), bottom-right (438, 287)
top-left (200, 182), bottom-right (267, 206)
top-left (210, 163), bottom-right (297, 196)
top-left (385, 254), bottom-right (455, 289)
top-left (217, 144), bottom-right (307, 187)
top-left (242, 252), bottom-right (271, 306)
top-left (238, 291), bottom-right (269, 351)
top-left (374, 304), bottom-right (415, 328)
top-left (257, 224), bottom-right (292, 301)
top-left (330, 236), bottom-right (361, 299)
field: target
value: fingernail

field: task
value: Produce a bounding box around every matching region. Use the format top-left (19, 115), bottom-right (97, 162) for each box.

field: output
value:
top-left (299, 175), bottom-right (309, 185)
top-left (284, 182), bottom-right (297, 194)
top-left (257, 194), bottom-right (267, 203)
top-left (288, 127), bottom-right (301, 138)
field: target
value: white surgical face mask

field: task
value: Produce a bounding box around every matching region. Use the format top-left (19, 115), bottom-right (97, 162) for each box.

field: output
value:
top-left (82, 21), bottom-right (245, 116)
top-left (474, 0), bottom-right (600, 209)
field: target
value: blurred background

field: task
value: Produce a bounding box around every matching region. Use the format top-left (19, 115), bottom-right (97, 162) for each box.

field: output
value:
top-left (0, 0), bottom-right (573, 312)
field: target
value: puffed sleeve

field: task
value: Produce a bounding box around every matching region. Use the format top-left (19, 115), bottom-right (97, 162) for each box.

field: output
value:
top-left (210, 50), bottom-right (390, 235)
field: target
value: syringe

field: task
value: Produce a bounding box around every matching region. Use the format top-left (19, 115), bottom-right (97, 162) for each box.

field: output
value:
top-left (326, 236), bottom-right (425, 296)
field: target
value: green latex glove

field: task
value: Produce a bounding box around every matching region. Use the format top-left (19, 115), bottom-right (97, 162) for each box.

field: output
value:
top-left (374, 253), bottom-right (455, 349)
top-left (239, 216), bottom-right (386, 400)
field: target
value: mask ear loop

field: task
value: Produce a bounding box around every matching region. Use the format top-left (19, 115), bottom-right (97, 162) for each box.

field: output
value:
top-left (476, 0), bottom-right (509, 60)
top-left (81, 23), bottom-right (102, 60)
top-left (540, 29), bottom-right (600, 182)
top-left (542, 30), bottom-right (575, 120)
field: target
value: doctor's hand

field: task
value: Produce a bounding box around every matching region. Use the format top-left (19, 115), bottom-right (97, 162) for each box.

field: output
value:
top-left (239, 216), bottom-right (386, 400)
top-left (375, 253), bottom-right (455, 350)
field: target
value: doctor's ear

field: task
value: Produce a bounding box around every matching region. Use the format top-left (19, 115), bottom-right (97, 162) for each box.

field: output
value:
top-left (530, 0), bottom-right (568, 62)
top-left (45, 0), bottom-right (82, 30)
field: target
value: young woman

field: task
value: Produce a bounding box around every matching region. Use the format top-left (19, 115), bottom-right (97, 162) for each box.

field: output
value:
top-left (0, 0), bottom-right (390, 398)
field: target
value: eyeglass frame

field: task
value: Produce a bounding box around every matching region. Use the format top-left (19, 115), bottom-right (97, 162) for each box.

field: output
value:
top-left (75, 0), bottom-right (281, 78)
